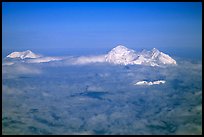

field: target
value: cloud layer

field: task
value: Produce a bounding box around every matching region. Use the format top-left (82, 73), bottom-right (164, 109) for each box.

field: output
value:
top-left (2, 58), bottom-right (202, 135)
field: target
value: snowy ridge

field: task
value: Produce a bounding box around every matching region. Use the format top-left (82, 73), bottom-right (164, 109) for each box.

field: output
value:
top-left (6, 50), bottom-right (62, 63)
top-left (105, 45), bottom-right (137, 65)
top-left (105, 45), bottom-right (177, 66)
top-left (5, 45), bottom-right (177, 66)
top-left (6, 50), bottom-right (41, 59)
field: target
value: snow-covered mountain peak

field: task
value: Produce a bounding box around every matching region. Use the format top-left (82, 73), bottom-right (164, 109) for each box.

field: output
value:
top-left (112, 45), bottom-right (129, 51)
top-left (105, 45), bottom-right (137, 65)
top-left (25, 50), bottom-right (33, 54)
top-left (108, 45), bottom-right (135, 55)
top-left (6, 50), bottom-right (41, 59)
top-left (105, 45), bottom-right (177, 66)
top-left (151, 48), bottom-right (159, 52)
top-left (4, 45), bottom-right (177, 66)
top-left (150, 48), bottom-right (161, 58)
top-left (151, 48), bottom-right (160, 54)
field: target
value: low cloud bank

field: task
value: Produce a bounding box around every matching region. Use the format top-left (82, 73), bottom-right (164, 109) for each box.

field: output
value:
top-left (134, 80), bottom-right (166, 86)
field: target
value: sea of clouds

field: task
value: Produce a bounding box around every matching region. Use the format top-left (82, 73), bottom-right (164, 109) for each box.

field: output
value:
top-left (2, 57), bottom-right (202, 135)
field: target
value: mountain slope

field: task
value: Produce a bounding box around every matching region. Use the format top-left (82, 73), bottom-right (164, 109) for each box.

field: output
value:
top-left (6, 50), bottom-right (41, 59)
top-left (105, 45), bottom-right (138, 65)
top-left (105, 45), bottom-right (177, 66)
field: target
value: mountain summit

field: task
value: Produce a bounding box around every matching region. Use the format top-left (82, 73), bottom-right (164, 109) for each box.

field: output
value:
top-left (105, 45), bottom-right (176, 66)
top-left (105, 45), bottom-right (137, 65)
top-left (5, 45), bottom-right (177, 66)
top-left (6, 50), bottom-right (41, 59)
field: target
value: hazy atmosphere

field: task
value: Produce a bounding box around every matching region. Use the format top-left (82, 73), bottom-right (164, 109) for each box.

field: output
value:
top-left (2, 2), bottom-right (202, 59)
top-left (2, 2), bottom-right (202, 135)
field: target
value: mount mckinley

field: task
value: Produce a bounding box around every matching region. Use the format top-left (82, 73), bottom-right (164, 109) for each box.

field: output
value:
top-left (5, 45), bottom-right (177, 66)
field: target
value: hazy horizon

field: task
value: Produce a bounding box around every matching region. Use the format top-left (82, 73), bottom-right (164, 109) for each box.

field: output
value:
top-left (2, 2), bottom-right (202, 60)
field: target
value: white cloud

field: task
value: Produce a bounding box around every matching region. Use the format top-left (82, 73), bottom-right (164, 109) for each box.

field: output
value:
top-left (26, 57), bottom-right (63, 63)
top-left (2, 62), bottom-right (14, 66)
top-left (71, 131), bottom-right (93, 135)
top-left (2, 63), bottom-right (42, 78)
top-left (2, 85), bottom-right (22, 95)
top-left (87, 85), bottom-right (104, 92)
top-left (71, 55), bottom-right (106, 65)
top-left (134, 80), bottom-right (166, 86)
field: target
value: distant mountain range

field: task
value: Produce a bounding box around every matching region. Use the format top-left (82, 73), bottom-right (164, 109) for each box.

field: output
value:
top-left (105, 45), bottom-right (176, 66)
top-left (5, 45), bottom-right (177, 66)
top-left (6, 50), bottom-right (41, 59)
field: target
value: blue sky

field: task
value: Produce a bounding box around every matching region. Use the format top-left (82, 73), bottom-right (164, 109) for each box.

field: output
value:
top-left (2, 2), bottom-right (202, 59)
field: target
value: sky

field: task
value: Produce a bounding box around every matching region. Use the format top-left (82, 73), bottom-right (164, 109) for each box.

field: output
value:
top-left (2, 2), bottom-right (202, 59)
